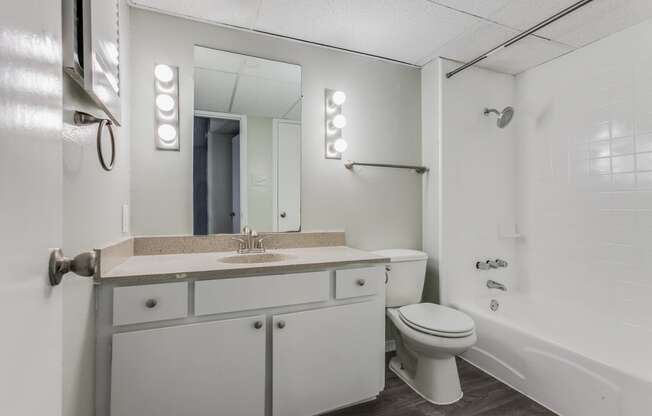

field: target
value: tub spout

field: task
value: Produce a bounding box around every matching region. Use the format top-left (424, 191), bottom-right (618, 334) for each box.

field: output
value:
top-left (487, 279), bottom-right (507, 291)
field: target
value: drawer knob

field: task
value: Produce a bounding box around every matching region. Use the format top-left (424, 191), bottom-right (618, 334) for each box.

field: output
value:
top-left (356, 279), bottom-right (366, 286)
top-left (253, 321), bottom-right (263, 329)
top-left (145, 298), bottom-right (158, 309)
top-left (277, 320), bottom-right (286, 329)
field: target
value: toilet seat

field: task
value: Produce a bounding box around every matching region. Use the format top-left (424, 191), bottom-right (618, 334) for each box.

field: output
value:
top-left (398, 303), bottom-right (474, 338)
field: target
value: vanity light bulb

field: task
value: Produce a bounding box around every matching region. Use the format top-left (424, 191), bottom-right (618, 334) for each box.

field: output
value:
top-left (333, 138), bottom-right (348, 153)
top-left (154, 64), bottom-right (174, 83)
top-left (331, 90), bottom-right (346, 106)
top-left (157, 124), bottom-right (177, 144)
top-left (332, 114), bottom-right (347, 129)
top-left (156, 94), bottom-right (175, 112)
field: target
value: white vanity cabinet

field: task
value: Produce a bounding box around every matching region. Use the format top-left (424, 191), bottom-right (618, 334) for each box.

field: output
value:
top-left (272, 300), bottom-right (385, 416)
top-left (110, 316), bottom-right (266, 416)
top-left (97, 265), bottom-right (386, 416)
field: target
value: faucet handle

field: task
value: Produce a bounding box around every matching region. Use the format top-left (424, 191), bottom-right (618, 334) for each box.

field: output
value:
top-left (495, 259), bottom-right (508, 268)
top-left (231, 237), bottom-right (246, 251)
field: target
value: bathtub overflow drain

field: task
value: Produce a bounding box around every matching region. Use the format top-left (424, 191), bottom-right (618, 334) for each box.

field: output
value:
top-left (490, 299), bottom-right (499, 312)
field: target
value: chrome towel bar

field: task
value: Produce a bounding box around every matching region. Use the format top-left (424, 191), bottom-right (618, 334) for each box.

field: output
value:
top-left (344, 160), bottom-right (429, 174)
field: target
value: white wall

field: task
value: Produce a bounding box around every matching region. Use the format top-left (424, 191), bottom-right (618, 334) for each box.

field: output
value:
top-left (515, 18), bottom-right (652, 328)
top-left (420, 60), bottom-right (440, 302)
top-left (438, 59), bottom-right (517, 305)
top-left (62, 2), bottom-right (131, 416)
top-left (129, 8), bottom-right (422, 250)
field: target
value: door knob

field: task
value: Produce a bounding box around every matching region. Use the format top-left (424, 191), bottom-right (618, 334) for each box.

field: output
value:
top-left (48, 248), bottom-right (97, 286)
top-left (277, 320), bottom-right (286, 329)
top-left (280, 212), bottom-right (287, 218)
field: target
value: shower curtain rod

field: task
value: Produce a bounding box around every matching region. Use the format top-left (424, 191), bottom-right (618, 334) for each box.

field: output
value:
top-left (445, 0), bottom-right (595, 79)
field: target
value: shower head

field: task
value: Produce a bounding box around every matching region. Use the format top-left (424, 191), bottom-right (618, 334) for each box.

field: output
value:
top-left (484, 106), bottom-right (514, 128)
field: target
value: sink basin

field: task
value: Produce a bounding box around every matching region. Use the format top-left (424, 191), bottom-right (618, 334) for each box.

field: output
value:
top-left (219, 253), bottom-right (293, 264)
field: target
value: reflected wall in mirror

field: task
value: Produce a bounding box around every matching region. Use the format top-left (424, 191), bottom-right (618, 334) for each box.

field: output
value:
top-left (193, 46), bottom-right (302, 235)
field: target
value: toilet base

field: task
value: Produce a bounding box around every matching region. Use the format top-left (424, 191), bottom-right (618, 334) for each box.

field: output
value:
top-left (388, 355), bottom-right (463, 405)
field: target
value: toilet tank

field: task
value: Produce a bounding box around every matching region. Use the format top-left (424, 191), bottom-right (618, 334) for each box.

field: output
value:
top-left (372, 249), bottom-right (428, 307)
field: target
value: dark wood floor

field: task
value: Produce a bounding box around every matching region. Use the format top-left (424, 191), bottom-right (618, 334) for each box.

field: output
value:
top-left (324, 356), bottom-right (557, 416)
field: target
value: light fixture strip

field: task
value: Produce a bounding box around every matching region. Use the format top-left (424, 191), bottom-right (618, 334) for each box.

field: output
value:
top-left (325, 88), bottom-right (347, 159)
top-left (154, 64), bottom-right (180, 150)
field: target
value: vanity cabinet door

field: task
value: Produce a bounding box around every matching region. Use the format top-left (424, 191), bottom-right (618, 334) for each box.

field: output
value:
top-left (110, 316), bottom-right (266, 416)
top-left (272, 300), bottom-right (385, 416)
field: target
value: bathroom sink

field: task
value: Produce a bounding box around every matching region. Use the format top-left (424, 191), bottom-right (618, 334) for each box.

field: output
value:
top-left (219, 253), bottom-right (293, 264)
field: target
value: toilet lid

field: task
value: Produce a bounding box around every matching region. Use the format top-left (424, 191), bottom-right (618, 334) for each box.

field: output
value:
top-left (398, 303), bottom-right (474, 336)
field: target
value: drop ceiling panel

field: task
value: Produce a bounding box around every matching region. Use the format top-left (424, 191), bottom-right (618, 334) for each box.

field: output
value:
top-left (487, 0), bottom-right (578, 31)
top-left (240, 57), bottom-right (301, 84)
top-left (538, 0), bottom-right (652, 47)
top-left (420, 21), bottom-right (519, 66)
top-left (254, 0), bottom-right (482, 64)
top-left (427, 0), bottom-right (512, 18)
top-left (194, 68), bottom-right (237, 113)
top-left (231, 75), bottom-right (300, 119)
top-left (131, 0), bottom-right (262, 28)
top-left (194, 47), bottom-right (245, 73)
top-left (479, 35), bottom-right (573, 74)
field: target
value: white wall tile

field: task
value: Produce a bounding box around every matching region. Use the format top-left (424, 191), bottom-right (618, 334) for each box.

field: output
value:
top-left (514, 18), bottom-right (652, 330)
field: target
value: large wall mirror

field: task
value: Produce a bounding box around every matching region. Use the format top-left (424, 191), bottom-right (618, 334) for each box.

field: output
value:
top-left (192, 46), bottom-right (302, 234)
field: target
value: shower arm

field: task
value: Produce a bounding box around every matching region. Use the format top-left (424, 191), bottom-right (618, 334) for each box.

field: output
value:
top-left (484, 108), bottom-right (500, 116)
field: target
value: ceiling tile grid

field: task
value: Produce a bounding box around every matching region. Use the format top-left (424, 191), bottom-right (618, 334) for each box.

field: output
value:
top-left (132, 0), bottom-right (652, 75)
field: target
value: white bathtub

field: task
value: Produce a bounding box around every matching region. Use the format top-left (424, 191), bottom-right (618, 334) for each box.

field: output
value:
top-left (451, 294), bottom-right (652, 416)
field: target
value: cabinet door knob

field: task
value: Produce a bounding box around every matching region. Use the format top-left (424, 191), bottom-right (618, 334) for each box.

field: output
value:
top-left (356, 278), bottom-right (366, 286)
top-left (145, 298), bottom-right (158, 309)
top-left (253, 321), bottom-right (263, 329)
top-left (277, 320), bottom-right (286, 329)
top-left (280, 212), bottom-right (287, 218)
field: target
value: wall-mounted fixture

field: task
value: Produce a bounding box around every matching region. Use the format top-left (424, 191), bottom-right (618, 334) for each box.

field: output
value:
top-left (325, 89), bottom-right (347, 159)
top-left (154, 64), bottom-right (180, 150)
top-left (484, 106), bottom-right (514, 129)
top-left (73, 111), bottom-right (116, 171)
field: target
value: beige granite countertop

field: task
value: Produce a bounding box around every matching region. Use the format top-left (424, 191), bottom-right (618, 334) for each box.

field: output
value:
top-left (98, 246), bottom-right (390, 284)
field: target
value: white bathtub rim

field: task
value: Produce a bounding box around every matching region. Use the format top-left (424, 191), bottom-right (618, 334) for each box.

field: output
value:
top-left (451, 299), bottom-right (652, 385)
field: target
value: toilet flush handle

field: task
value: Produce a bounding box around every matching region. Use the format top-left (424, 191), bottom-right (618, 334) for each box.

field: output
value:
top-left (385, 265), bottom-right (391, 284)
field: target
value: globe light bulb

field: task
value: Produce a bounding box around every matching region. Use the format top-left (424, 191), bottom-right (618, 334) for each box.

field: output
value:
top-left (333, 138), bottom-right (348, 153)
top-left (156, 94), bottom-right (175, 112)
top-left (157, 124), bottom-right (177, 144)
top-left (332, 114), bottom-right (347, 129)
top-left (331, 91), bottom-right (346, 106)
top-left (154, 64), bottom-right (174, 83)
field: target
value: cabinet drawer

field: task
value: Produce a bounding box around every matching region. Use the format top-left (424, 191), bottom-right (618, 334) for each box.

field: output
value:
top-left (195, 271), bottom-right (330, 316)
top-left (113, 282), bottom-right (188, 326)
top-left (335, 267), bottom-right (384, 299)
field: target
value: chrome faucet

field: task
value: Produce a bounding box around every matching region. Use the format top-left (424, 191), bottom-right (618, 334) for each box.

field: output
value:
top-left (476, 258), bottom-right (509, 270)
top-left (486, 280), bottom-right (507, 291)
top-left (232, 226), bottom-right (267, 254)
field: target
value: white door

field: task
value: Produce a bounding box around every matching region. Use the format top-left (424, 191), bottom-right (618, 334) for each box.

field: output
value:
top-left (231, 134), bottom-right (241, 233)
top-left (0, 2), bottom-right (64, 416)
top-left (272, 301), bottom-right (385, 416)
top-left (111, 316), bottom-right (266, 416)
top-left (274, 120), bottom-right (301, 231)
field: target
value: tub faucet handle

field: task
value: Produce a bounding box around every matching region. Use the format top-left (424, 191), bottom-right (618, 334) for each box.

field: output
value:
top-left (476, 261), bottom-right (491, 270)
top-left (495, 259), bottom-right (508, 268)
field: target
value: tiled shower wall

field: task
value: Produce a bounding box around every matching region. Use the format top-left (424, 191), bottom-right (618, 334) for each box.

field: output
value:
top-left (516, 18), bottom-right (652, 330)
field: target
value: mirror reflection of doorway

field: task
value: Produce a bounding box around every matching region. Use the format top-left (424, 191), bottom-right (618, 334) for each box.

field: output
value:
top-left (193, 115), bottom-right (243, 234)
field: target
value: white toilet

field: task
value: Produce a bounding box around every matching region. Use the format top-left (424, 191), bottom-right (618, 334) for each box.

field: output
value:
top-left (373, 249), bottom-right (477, 405)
